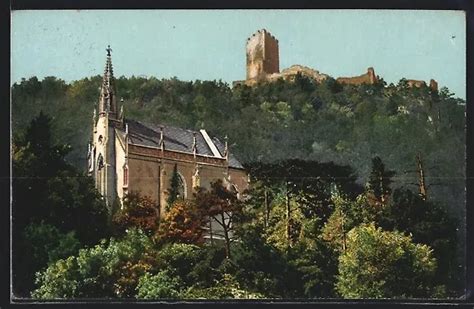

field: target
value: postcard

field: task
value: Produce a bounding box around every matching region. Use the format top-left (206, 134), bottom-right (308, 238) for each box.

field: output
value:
top-left (10, 9), bottom-right (466, 301)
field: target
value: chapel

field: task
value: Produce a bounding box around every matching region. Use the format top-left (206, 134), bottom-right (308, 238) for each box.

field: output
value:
top-left (87, 46), bottom-right (248, 218)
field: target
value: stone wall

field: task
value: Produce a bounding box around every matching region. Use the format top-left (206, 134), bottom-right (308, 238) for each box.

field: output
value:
top-left (269, 65), bottom-right (329, 83)
top-left (336, 67), bottom-right (378, 85)
top-left (406, 78), bottom-right (438, 92)
top-left (125, 145), bottom-right (248, 218)
top-left (430, 79), bottom-right (438, 92)
top-left (406, 79), bottom-right (426, 88)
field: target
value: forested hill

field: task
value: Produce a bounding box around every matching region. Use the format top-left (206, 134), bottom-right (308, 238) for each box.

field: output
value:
top-left (11, 74), bottom-right (465, 217)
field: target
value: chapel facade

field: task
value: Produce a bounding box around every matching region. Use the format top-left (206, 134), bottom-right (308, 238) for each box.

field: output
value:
top-left (87, 46), bottom-right (248, 219)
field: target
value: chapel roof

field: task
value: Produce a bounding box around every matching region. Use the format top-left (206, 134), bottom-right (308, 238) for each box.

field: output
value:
top-left (124, 119), bottom-right (244, 169)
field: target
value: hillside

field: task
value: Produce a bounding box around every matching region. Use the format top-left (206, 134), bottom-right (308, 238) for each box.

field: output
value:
top-left (11, 74), bottom-right (465, 219)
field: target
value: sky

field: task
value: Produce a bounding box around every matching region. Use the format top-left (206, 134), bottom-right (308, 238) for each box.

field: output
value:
top-left (11, 10), bottom-right (466, 98)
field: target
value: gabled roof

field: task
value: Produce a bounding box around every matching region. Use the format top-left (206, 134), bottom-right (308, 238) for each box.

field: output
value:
top-left (124, 119), bottom-right (244, 169)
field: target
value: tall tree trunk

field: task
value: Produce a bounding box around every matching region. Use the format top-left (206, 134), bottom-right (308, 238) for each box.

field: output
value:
top-left (379, 174), bottom-right (385, 206)
top-left (221, 211), bottom-right (231, 259)
top-left (264, 187), bottom-right (269, 229)
top-left (209, 218), bottom-right (214, 245)
top-left (341, 210), bottom-right (346, 252)
top-left (416, 153), bottom-right (427, 201)
top-left (286, 182), bottom-right (291, 246)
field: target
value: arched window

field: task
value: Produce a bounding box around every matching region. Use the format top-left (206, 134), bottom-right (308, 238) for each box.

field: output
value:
top-left (97, 154), bottom-right (104, 170)
top-left (92, 148), bottom-right (96, 171)
top-left (167, 165), bottom-right (187, 207)
top-left (123, 164), bottom-right (129, 187)
top-left (176, 173), bottom-right (186, 199)
top-left (96, 154), bottom-right (105, 195)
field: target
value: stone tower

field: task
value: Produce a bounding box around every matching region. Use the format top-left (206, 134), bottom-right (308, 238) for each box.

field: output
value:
top-left (367, 67), bottom-right (378, 84)
top-left (246, 29), bottom-right (279, 81)
top-left (89, 45), bottom-right (121, 212)
top-left (430, 79), bottom-right (438, 92)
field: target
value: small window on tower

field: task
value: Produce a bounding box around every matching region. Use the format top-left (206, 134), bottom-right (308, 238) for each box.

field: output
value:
top-left (97, 154), bottom-right (104, 170)
top-left (98, 135), bottom-right (103, 144)
top-left (123, 165), bottom-right (128, 187)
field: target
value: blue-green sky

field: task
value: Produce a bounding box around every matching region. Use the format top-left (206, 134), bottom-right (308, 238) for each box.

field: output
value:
top-left (11, 10), bottom-right (466, 98)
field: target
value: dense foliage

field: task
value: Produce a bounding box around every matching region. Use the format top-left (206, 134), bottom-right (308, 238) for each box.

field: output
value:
top-left (12, 112), bottom-right (110, 296)
top-left (12, 75), bottom-right (465, 299)
top-left (113, 192), bottom-right (160, 236)
top-left (336, 223), bottom-right (436, 298)
top-left (11, 75), bottom-right (465, 218)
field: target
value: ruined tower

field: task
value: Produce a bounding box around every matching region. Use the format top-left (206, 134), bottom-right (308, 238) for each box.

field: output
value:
top-left (367, 67), bottom-right (378, 84)
top-left (246, 29), bottom-right (279, 81)
top-left (429, 79), bottom-right (438, 92)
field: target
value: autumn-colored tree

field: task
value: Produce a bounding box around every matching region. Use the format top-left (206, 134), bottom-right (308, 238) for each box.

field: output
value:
top-left (113, 192), bottom-right (159, 235)
top-left (157, 199), bottom-right (208, 245)
top-left (194, 180), bottom-right (242, 259)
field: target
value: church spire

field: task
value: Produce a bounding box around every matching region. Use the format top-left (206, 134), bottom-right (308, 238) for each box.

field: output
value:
top-left (98, 45), bottom-right (118, 119)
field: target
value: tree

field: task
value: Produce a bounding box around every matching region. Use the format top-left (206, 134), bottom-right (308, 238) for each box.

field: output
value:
top-left (166, 164), bottom-right (182, 208)
top-left (239, 179), bottom-right (277, 231)
top-left (12, 112), bottom-right (70, 231)
top-left (153, 243), bottom-right (207, 288)
top-left (194, 180), bottom-right (242, 259)
top-left (366, 156), bottom-right (395, 207)
top-left (157, 199), bottom-right (208, 244)
top-left (336, 223), bottom-right (437, 298)
top-left (14, 223), bottom-right (81, 297)
top-left (285, 238), bottom-right (339, 298)
top-left (322, 193), bottom-right (380, 252)
top-left (136, 271), bottom-right (183, 299)
top-left (381, 188), bottom-right (461, 294)
top-left (183, 274), bottom-right (264, 299)
top-left (12, 113), bottom-right (109, 297)
top-left (113, 192), bottom-right (159, 236)
top-left (33, 229), bottom-right (157, 299)
top-left (42, 170), bottom-right (110, 245)
top-left (231, 224), bottom-right (289, 297)
top-left (247, 160), bottom-right (362, 246)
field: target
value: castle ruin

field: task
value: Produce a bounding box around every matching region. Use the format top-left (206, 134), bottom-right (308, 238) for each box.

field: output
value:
top-left (336, 67), bottom-right (378, 85)
top-left (233, 29), bottom-right (439, 91)
top-left (234, 29), bottom-right (328, 87)
top-left (406, 79), bottom-right (438, 92)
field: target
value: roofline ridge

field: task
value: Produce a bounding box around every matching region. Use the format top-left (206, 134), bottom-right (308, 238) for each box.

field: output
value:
top-left (133, 119), bottom-right (201, 134)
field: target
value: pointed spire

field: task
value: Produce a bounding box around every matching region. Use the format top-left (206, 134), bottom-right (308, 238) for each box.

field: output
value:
top-left (124, 121), bottom-right (129, 159)
top-left (192, 132), bottom-right (197, 157)
top-left (98, 45), bottom-right (117, 119)
top-left (224, 135), bottom-right (229, 161)
top-left (92, 108), bottom-right (97, 133)
top-left (159, 126), bottom-right (165, 151)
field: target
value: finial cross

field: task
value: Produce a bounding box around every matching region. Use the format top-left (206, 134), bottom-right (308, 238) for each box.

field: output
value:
top-left (106, 45), bottom-right (112, 56)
